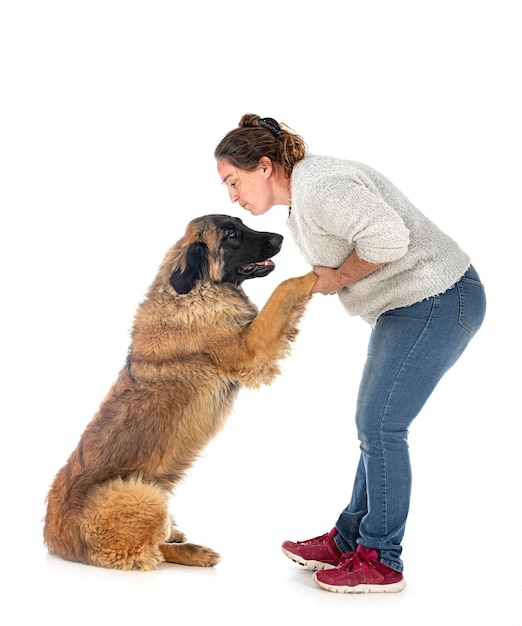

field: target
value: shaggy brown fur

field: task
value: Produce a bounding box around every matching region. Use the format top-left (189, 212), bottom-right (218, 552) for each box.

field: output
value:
top-left (43, 214), bottom-right (316, 571)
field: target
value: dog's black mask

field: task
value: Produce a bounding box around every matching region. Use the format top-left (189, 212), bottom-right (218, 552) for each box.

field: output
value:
top-left (170, 215), bottom-right (283, 294)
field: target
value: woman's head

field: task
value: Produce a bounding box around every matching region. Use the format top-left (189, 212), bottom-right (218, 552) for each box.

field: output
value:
top-left (215, 114), bottom-right (307, 215)
top-left (215, 114), bottom-right (307, 177)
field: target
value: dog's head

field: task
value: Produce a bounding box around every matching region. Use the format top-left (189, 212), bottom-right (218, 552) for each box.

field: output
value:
top-left (156, 215), bottom-right (283, 295)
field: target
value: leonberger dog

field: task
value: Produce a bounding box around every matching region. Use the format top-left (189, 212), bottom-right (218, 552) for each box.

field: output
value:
top-left (44, 214), bottom-right (316, 571)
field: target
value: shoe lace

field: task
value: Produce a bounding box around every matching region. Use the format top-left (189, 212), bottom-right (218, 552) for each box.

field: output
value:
top-left (338, 550), bottom-right (374, 572)
top-left (306, 532), bottom-right (331, 545)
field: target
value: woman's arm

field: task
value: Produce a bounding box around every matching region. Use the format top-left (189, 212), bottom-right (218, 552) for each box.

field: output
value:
top-left (312, 250), bottom-right (386, 295)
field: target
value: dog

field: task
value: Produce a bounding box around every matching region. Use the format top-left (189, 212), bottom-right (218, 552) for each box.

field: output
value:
top-left (43, 214), bottom-right (316, 571)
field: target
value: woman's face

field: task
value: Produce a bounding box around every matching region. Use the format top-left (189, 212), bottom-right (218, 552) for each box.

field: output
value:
top-left (217, 159), bottom-right (274, 216)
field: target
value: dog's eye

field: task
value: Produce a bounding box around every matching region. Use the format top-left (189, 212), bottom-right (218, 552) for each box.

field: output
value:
top-left (226, 229), bottom-right (237, 239)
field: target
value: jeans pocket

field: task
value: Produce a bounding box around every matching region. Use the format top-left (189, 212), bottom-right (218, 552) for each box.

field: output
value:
top-left (457, 267), bottom-right (487, 333)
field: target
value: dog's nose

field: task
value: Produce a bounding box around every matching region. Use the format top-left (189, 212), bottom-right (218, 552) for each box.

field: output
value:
top-left (270, 234), bottom-right (284, 248)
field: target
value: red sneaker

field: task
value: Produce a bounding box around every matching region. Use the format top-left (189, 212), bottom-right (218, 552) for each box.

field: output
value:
top-left (313, 545), bottom-right (406, 593)
top-left (281, 528), bottom-right (344, 570)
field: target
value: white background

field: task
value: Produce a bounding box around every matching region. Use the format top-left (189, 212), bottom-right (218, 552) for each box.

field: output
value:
top-left (1, 1), bottom-right (520, 624)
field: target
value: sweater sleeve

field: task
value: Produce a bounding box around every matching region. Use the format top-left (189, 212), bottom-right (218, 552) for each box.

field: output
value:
top-left (311, 177), bottom-right (410, 265)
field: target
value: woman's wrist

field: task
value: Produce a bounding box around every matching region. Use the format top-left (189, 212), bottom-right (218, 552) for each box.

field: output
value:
top-left (336, 267), bottom-right (355, 288)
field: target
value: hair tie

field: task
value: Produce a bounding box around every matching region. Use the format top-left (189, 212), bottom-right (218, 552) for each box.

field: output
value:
top-left (259, 117), bottom-right (281, 138)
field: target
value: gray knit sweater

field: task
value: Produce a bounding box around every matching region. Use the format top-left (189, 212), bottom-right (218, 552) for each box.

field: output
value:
top-left (288, 155), bottom-right (470, 326)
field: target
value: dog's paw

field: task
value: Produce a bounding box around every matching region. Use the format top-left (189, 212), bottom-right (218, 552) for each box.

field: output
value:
top-left (300, 271), bottom-right (318, 292)
top-left (191, 545), bottom-right (222, 567)
top-left (279, 271), bottom-right (317, 297)
top-left (166, 528), bottom-right (187, 543)
top-left (160, 541), bottom-right (222, 567)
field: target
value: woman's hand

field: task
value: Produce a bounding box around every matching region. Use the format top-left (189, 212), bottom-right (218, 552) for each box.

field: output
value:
top-left (311, 266), bottom-right (345, 295)
top-left (312, 251), bottom-right (387, 295)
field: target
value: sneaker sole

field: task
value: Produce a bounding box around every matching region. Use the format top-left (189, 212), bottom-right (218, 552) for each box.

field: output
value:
top-left (313, 573), bottom-right (407, 594)
top-left (281, 546), bottom-right (337, 571)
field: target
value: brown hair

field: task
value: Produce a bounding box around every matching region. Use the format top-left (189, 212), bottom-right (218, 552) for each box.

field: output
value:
top-left (214, 113), bottom-right (308, 179)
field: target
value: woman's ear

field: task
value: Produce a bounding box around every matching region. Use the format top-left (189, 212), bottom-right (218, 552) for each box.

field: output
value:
top-left (259, 156), bottom-right (273, 178)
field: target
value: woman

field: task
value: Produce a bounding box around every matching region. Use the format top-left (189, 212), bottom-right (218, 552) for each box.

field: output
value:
top-left (214, 114), bottom-right (486, 594)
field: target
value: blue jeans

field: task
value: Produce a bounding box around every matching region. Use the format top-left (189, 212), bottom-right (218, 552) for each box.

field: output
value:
top-left (334, 265), bottom-right (486, 572)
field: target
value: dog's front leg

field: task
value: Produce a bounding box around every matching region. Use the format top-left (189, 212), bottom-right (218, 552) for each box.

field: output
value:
top-left (223, 272), bottom-right (316, 386)
top-left (247, 271), bottom-right (316, 347)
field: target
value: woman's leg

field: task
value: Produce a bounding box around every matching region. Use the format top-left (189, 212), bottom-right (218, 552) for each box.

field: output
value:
top-left (335, 267), bottom-right (486, 571)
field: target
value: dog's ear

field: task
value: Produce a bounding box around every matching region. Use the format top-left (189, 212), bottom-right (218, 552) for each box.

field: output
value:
top-left (169, 241), bottom-right (210, 294)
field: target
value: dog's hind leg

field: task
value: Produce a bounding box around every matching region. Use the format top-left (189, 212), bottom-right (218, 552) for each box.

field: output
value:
top-left (159, 541), bottom-right (221, 567)
top-left (81, 476), bottom-right (172, 571)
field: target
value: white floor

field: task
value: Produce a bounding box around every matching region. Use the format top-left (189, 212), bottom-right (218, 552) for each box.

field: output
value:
top-left (5, 295), bottom-right (522, 625)
top-left (2, 1), bottom-right (521, 624)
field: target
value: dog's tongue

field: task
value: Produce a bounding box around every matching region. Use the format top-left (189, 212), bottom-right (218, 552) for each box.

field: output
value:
top-left (241, 260), bottom-right (275, 271)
